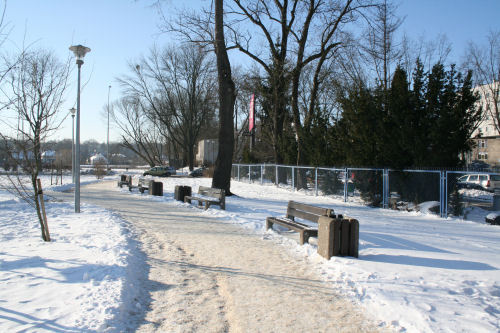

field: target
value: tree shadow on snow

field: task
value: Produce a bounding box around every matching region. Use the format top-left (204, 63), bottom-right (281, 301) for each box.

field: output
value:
top-left (361, 232), bottom-right (454, 254)
top-left (0, 306), bottom-right (83, 333)
top-left (361, 254), bottom-right (497, 270)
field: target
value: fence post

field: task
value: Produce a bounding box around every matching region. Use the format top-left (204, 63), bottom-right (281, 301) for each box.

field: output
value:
top-left (292, 166), bottom-right (295, 191)
top-left (445, 171), bottom-right (448, 217)
top-left (237, 164), bottom-right (240, 181)
top-left (383, 169), bottom-right (389, 209)
top-left (315, 168), bottom-right (318, 196)
top-left (261, 164), bottom-right (264, 185)
top-left (248, 165), bottom-right (251, 182)
top-left (344, 168), bottom-right (348, 202)
top-left (440, 171), bottom-right (447, 218)
top-left (275, 165), bottom-right (278, 187)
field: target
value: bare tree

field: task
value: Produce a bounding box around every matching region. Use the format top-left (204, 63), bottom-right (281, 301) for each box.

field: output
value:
top-left (226, 0), bottom-right (376, 168)
top-left (160, 0), bottom-right (236, 192)
top-left (111, 97), bottom-right (164, 167)
top-left (0, 49), bottom-right (70, 242)
top-left (117, 44), bottom-right (217, 170)
top-left (361, 0), bottom-right (403, 91)
top-left (466, 30), bottom-right (500, 134)
top-left (212, 0), bottom-right (236, 194)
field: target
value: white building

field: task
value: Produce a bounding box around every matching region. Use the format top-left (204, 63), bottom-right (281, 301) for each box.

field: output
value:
top-left (196, 139), bottom-right (218, 166)
top-left (89, 153), bottom-right (108, 165)
top-left (473, 81), bottom-right (500, 138)
top-left (471, 82), bottom-right (500, 166)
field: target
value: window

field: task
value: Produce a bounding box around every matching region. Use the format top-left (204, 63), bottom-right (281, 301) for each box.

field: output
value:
top-left (479, 139), bottom-right (487, 148)
top-left (469, 175), bottom-right (479, 182)
top-left (478, 152), bottom-right (488, 160)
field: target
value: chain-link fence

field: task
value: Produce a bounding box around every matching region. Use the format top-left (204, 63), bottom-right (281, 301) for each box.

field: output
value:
top-left (231, 164), bottom-right (500, 218)
top-left (387, 170), bottom-right (441, 211)
top-left (445, 171), bottom-right (500, 217)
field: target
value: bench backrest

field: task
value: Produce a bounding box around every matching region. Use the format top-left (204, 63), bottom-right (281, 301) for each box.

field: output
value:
top-left (138, 177), bottom-right (153, 187)
top-left (286, 201), bottom-right (337, 223)
top-left (198, 186), bottom-right (225, 200)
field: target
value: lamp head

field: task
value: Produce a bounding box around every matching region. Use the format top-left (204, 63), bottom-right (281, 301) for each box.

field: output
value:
top-left (69, 45), bottom-right (91, 64)
top-left (70, 107), bottom-right (76, 116)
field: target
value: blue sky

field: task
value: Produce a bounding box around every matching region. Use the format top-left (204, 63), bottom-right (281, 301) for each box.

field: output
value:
top-left (3, 0), bottom-right (500, 143)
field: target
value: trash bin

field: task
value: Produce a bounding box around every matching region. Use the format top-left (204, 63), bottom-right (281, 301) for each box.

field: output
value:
top-left (150, 181), bottom-right (163, 196)
top-left (175, 185), bottom-right (192, 201)
top-left (493, 189), bottom-right (500, 211)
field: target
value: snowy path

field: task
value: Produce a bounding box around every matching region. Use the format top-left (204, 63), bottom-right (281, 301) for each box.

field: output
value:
top-left (52, 181), bottom-right (380, 332)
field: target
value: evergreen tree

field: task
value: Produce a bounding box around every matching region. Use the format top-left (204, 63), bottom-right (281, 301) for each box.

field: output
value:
top-left (425, 64), bottom-right (481, 167)
top-left (336, 83), bottom-right (384, 167)
top-left (384, 65), bottom-right (412, 168)
top-left (332, 60), bottom-right (480, 170)
top-left (409, 59), bottom-right (429, 166)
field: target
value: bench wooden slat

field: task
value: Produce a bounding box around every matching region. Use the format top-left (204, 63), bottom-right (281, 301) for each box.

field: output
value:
top-left (288, 201), bottom-right (333, 217)
top-left (287, 208), bottom-right (324, 223)
top-left (266, 217), bottom-right (318, 244)
top-left (267, 217), bottom-right (315, 231)
top-left (266, 201), bottom-right (335, 245)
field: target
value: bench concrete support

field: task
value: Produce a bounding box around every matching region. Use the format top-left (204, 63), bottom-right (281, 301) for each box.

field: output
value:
top-left (318, 216), bottom-right (341, 259)
top-left (317, 216), bottom-right (359, 260)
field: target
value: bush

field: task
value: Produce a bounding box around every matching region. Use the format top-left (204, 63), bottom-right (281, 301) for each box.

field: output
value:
top-left (94, 162), bottom-right (106, 179)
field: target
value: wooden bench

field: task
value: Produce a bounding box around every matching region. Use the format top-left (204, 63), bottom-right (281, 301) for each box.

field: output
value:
top-left (127, 177), bottom-right (152, 193)
top-left (184, 186), bottom-right (226, 210)
top-left (266, 201), bottom-right (338, 245)
top-left (117, 175), bottom-right (132, 188)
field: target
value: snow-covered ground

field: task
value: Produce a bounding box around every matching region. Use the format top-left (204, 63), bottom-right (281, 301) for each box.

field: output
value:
top-left (1, 173), bottom-right (499, 332)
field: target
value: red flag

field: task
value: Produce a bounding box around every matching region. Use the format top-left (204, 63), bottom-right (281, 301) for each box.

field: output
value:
top-left (249, 93), bottom-right (255, 132)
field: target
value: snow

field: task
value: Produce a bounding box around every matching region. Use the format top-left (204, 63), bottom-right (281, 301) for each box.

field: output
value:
top-left (1, 173), bottom-right (500, 332)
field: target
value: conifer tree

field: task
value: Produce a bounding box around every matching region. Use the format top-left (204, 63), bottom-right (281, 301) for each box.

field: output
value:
top-left (384, 65), bottom-right (412, 168)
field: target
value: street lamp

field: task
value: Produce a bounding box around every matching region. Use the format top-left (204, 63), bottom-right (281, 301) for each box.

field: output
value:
top-left (69, 44), bottom-right (91, 213)
top-left (70, 108), bottom-right (76, 183)
top-left (107, 85), bottom-right (111, 171)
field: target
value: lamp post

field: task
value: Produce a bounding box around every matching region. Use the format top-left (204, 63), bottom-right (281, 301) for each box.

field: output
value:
top-left (107, 85), bottom-right (111, 171)
top-left (70, 108), bottom-right (76, 183)
top-left (69, 44), bottom-right (91, 213)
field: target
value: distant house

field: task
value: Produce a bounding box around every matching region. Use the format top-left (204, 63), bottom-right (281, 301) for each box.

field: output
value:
top-left (470, 82), bottom-right (500, 166)
top-left (110, 153), bottom-right (127, 164)
top-left (196, 139), bottom-right (218, 166)
top-left (41, 150), bottom-right (56, 165)
top-left (12, 151), bottom-right (34, 161)
top-left (89, 153), bottom-right (108, 165)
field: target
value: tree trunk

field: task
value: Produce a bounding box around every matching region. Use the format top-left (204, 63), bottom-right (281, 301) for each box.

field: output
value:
top-left (188, 143), bottom-right (195, 171)
top-left (212, 0), bottom-right (236, 195)
top-left (32, 175), bottom-right (49, 241)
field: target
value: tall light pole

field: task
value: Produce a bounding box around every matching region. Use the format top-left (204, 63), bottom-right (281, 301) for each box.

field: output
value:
top-left (69, 44), bottom-right (91, 213)
top-left (70, 108), bottom-right (76, 183)
top-left (107, 85), bottom-right (111, 171)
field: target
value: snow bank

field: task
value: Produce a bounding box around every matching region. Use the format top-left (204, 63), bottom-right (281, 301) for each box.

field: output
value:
top-left (0, 177), bottom-right (144, 332)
